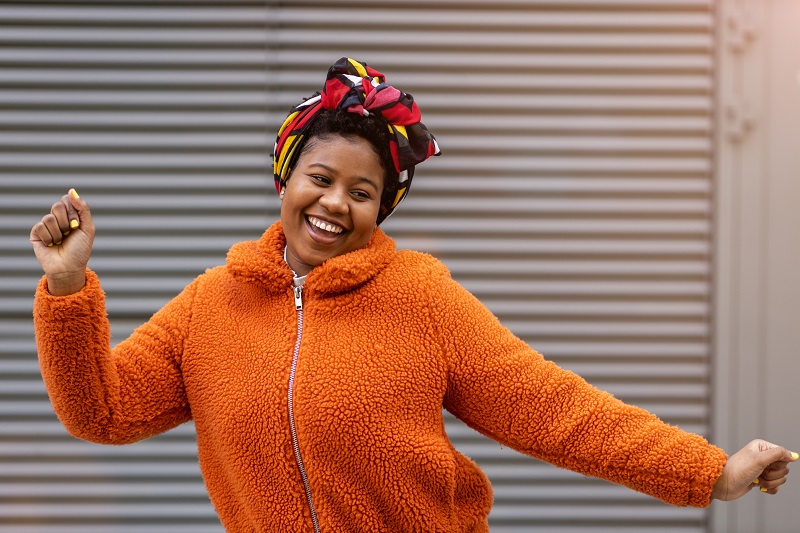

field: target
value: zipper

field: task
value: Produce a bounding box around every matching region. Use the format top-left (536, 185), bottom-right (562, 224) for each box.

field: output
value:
top-left (287, 284), bottom-right (321, 533)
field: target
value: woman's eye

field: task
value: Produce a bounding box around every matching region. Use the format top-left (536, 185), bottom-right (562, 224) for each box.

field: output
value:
top-left (351, 190), bottom-right (370, 200)
top-left (310, 174), bottom-right (330, 184)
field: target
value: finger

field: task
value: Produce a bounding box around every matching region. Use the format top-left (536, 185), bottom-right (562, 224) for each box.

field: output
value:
top-left (41, 213), bottom-right (64, 245)
top-left (50, 200), bottom-right (70, 235)
top-left (760, 476), bottom-right (788, 492)
top-left (65, 188), bottom-right (92, 230)
top-left (30, 221), bottom-right (54, 247)
top-left (760, 465), bottom-right (790, 481)
top-left (62, 190), bottom-right (81, 230)
top-left (764, 460), bottom-right (790, 472)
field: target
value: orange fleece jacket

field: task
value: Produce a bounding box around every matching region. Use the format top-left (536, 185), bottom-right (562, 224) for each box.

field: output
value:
top-left (34, 222), bottom-right (727, 532)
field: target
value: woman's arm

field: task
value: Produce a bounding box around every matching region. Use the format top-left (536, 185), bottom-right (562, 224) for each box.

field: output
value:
top-left (31, 190), bottom-right (193, 444)
top-left (428, 269), bottom-right (795, 506)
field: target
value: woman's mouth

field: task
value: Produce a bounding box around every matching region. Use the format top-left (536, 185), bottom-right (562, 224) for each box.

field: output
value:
top-left (306, 215), bottom-right (345, 244)
top-left (307, 215), bottom-right (344, 234)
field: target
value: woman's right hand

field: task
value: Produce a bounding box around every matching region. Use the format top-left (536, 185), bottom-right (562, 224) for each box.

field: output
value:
top-left (29, 189), bottom-right (96, 296)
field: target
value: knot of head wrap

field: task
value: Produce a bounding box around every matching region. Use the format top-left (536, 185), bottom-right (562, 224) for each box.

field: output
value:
top-left (273, 57), bottom-right (440, 223)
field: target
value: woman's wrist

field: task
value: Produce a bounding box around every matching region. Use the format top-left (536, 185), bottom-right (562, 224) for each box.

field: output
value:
top-left (46, 270), bottom-right (87, 296)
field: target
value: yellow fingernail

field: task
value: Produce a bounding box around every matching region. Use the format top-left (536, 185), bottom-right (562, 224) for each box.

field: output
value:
top-left (47, 243), bottom-right (53, 247)
top-left (791, 452), bottom-right (798, 461)
top-left (70, 219), bottom-right (79, 229)
top-left (761, 487), bottom-right (768, 493)
top-left (55, 241), bottom-right (61, 245)
top-left (69, 188), bottom-right (79, 199)
top-left (753, 479), bottom-right (760, 485)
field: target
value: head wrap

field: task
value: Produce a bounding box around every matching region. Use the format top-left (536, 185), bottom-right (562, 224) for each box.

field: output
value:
top-left (273, 57), bottom-right (440, 224)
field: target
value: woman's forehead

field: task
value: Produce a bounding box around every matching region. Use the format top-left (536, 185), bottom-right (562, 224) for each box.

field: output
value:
top-left (296, 136), bottom-right (385, 184)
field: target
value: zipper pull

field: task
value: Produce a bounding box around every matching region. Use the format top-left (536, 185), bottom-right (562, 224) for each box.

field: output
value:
top-left (293, 285), bottom-right (303, 311)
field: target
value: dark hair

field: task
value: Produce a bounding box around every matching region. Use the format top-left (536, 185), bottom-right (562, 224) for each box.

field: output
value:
top-left (296, 109), bottom-right (400, 225)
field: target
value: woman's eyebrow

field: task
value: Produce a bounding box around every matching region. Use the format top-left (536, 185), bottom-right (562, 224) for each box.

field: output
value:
top-left (306, 162), bottom-right (336, 173)
top-left (351, 176), bottom-right (380, 191)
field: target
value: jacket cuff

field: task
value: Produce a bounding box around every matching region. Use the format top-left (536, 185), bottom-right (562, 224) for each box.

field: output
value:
top-left (34, 269), bottom-right (104, 321)
top-left (685, 440), bottom-right (728, 507)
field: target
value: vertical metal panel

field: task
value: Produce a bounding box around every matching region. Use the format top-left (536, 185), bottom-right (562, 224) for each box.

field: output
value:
top-left (712, 1), bottom-right (800, 532)
top-left (0, 1), bottom-right (714, 531)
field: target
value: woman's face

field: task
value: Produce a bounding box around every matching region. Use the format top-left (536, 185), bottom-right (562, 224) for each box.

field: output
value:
top-left (281, 134), bottom-right (385, 277)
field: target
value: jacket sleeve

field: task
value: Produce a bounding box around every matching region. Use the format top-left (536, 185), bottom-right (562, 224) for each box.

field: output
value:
top-left (33, 269), bottom-right (195, 444)
top-left (430, 270), bottom-right (726, 508)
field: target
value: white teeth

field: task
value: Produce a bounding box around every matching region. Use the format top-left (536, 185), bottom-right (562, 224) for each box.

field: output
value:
top-left (308, 216), bottom-right (343, 234)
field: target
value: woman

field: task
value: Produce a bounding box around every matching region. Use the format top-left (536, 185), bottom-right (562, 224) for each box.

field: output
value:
top-left (30, 58), bottom-right (796, 532)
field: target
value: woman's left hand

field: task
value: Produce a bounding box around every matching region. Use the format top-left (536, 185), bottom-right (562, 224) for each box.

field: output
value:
top-left (712, 439), bottom-right (798, 501)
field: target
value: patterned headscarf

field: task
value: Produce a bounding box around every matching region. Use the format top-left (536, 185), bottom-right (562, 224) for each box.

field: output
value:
top-left (273, 57), bottom-right (440, 224)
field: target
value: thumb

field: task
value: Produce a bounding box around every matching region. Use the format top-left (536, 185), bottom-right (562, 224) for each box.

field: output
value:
top-left (66, 188), bottom-right (94, 230)
top-left (751, 440), bottom-right (798, 466)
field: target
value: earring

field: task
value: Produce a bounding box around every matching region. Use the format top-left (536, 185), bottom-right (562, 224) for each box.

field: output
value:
top-left (279, 188), bottom-right (285, 199)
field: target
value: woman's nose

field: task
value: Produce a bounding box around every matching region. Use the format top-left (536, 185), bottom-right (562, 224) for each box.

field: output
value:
top-left (318, 186), bottom-right (349, 214)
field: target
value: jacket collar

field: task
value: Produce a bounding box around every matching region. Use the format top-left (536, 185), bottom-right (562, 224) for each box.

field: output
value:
top-left (226, 221), bottom-right (396, 296)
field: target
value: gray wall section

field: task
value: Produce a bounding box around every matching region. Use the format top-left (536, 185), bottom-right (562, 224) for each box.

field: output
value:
top-left (712, 0), bottom-right (800, 532)
top-left (1, 1), bottom-right (714, 531)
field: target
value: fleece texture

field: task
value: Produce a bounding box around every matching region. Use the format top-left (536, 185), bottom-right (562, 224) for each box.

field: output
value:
top-left (34, 221), bottom-right (727, 532)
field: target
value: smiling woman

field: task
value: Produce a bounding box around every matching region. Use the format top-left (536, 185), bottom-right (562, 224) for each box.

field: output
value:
top-left (281, 126), bottom-right (386, 276)
top-left (273, 58), bottom-right (440, 227)
top-left (29, 57), bottom-right (797, 533)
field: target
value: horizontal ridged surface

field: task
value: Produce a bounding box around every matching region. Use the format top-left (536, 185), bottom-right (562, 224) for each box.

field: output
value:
top-left (1, 1), bottom-right (714, 531)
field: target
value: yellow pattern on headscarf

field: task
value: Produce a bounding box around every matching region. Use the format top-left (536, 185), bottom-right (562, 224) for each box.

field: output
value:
top-left (392, 188), bottom-right (406, 208)
top-left (276, 135), bottom-right (302, 180)
top-left (277, 111), bottom-right (300, 137)
top-left (347, 58), bottom-right (370, 79)
top-left (391, 124), bottom-right (408, 141)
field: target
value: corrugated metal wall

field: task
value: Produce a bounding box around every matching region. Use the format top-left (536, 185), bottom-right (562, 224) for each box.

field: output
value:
top-left (0, 1), bottom-right (714, 531)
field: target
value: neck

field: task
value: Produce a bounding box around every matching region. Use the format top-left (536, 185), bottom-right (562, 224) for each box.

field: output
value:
top-left (283, 246), bottom-right (313, 277)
